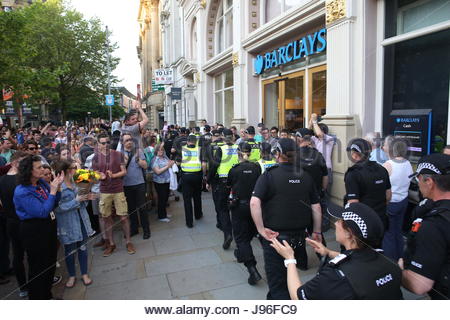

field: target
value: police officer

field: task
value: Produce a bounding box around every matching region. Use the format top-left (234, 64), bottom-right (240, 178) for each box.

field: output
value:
top-left (227, 142), bottom-right (262, 285)
top-left (295, 128), bottom-right (328, 269)
top-left (205, 130), bottom-right (225, 231)
top-left (401, 154), bottom-right (450, 299)
top-left (344, 138), bottom-right (392, 231)
top-left (171, 127), bottom-right (189, 162)
top-left (241, 126), bottom-right (261, 162)
top-left (250, 138), bottom-right (322, 300)
top-left (258, 142), bottom-right (277, 173)
top-left (180, 134), bottom-right (205, 228)
top-left (271, 202), bottom-right (403, 299)
top-left (207, 129), bottom-right (239, 249)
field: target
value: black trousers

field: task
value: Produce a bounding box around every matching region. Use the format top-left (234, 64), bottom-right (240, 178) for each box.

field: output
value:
top-left (212, 180), bottom-right (232, 236)
top-left (21, 218), bottom-right (57, 300)
top-left (260, 233), bottom-right (305, 300)
top-left (231, 203), bottom-right (256, 267)
top-left (0, 214), bottom-right (10, 274)
top-left (154, 182), bottom-right (170, 219)
top-left (124, 183), bottom-right (150, 234)
top-left (6, 218), bottom-right (27, 290)
top-left (181, 171), bottom-right (203, 226)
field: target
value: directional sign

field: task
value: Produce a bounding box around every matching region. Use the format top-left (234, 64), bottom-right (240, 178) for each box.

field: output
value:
top-left (105, 94), bottom-right (114, 106)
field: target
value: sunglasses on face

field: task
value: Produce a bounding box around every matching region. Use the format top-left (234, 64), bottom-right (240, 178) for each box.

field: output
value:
top-left (28, 147), bottom-right (37, 151)
top-left (99, 141), bottom-right (110, 145)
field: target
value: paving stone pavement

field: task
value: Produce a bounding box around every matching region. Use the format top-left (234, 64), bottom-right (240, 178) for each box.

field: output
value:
top-left (0, 191), bottom-right (424, 300)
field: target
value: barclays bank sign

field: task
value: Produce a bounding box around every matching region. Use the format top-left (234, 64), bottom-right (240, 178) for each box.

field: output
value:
top-left (253, 28), bottom-right (327, 75)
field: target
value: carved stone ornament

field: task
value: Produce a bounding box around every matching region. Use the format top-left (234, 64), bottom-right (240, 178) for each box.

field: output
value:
top-left (232, 53), bottom-right (239, 66)
top-left (326, 0), bottom-right (346, 25)
top-left (194, 72), bottom-right (201, 83)
top-left (199, 0), bottom-right (207, 9)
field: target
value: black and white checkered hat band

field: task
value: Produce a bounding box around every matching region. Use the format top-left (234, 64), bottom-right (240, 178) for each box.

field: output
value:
top-left (350, 144), bottom-right (362, 153)
top-left (342, 212), bottom-right (368, 238)
top-left (417, 162), bottom-right (441, 175)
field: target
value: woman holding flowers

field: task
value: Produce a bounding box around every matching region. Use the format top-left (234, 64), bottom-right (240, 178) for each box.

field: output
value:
top-left (52, 160), bottom-right (96, 288)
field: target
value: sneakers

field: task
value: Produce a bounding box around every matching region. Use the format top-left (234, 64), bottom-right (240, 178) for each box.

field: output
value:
top-left (103, 244), bottom-right (116, 257)
top-left (126, 242), bottom-right (136, 255)
top-left (158, 218), bottom-right (170, 222)
top-left (19, 290), bottom-right (28, 298)
top-left (52, 275), bottom-right (62, 286)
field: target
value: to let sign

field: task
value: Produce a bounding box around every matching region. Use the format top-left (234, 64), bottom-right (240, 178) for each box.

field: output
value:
top-left (154, 69), bottom-right (173, 85)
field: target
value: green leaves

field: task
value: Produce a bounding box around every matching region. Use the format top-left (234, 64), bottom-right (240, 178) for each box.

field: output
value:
top-left (0, 0), bottom-right (120, 121)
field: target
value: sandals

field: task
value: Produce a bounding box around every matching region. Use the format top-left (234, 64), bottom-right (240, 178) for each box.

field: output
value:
top-left (82, 277), bottom-right (93, 286)
top-left (65, 277), bottom-right (76, 289)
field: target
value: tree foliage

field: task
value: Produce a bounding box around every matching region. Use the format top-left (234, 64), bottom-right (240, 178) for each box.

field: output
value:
top-left (0, 0), bottom-right (121, 122)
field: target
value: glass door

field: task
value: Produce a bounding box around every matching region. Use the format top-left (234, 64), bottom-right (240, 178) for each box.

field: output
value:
top-left (309, 65), bottom-right (327, 118)
top-left (284, 72), bottom-right (305, 130)
top-left (263, 71), bottom-right (305, 130)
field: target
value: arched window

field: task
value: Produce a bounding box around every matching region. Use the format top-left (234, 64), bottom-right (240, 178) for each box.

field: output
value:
top-left (264, 0), bottom-right (310, 23)
top-left (216, 0), bottom-right (233, 54)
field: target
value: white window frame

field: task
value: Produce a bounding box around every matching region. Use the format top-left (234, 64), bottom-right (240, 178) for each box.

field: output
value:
top-left (215, 0), bottom-right (233, 55)
top-left (214, 71), bottom-right (234, 126)
top-left (261, 0), bottom-right (310, 24)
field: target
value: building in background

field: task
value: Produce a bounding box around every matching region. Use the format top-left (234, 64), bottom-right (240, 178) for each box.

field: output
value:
top-left (115, 87), bottom-right (138, 113)
top-left (148, 0), bottom-right (450, 204)
top-left (0, 0), bottom-right (45, 12)
top-left (137, 0), bottom-right (164, 129)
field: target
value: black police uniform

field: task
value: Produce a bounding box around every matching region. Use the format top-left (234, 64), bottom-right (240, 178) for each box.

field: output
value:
top-left (172, 135), bottom-right (188, 162)
top-left (206, 139), bottom-right (226, 231)
top-left (181, 144), bottom-right (204, 228)
top-left (344, 160), bottom-right (391, 229)
top-left (227, 161), bottom-right (261, 267)
top-left (208, 140), bottom-right (235, 241)
top-left (297, 249), bottom-right (403, 299)
top-left (253, 163), bottom-right (319, 300)
top-left (296, 146), bottom-right (328, 268)
top-left (403, 199), bottom-right (450, 299)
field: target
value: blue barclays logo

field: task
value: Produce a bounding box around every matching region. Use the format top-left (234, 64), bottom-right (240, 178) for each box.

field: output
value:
top-left (396, 118), bottom-right (420, 123)
top-left (253, 28), bottom-right (327, 75)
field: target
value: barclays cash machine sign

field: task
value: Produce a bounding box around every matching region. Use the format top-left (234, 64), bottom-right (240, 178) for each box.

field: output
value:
top-left (253, 28), bottom-right (327, 75)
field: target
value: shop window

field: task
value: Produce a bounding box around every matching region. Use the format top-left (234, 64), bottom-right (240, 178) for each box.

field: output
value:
top-left (216, 0), bottom-right (233, 55)
top-left (385, 0), bottom-right (450, 38)
top-left (264, 0), bottom-right (310, 23)
top-left (383, 29), bottom-right (450, 153)
top-left (214, 69), bottom-right (234, 126)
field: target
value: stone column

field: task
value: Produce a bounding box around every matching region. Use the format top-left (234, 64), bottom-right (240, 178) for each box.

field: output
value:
top-left (323, 0), bottom-right (361, 203)
top-left (230, 0), bottom-right (249, 129)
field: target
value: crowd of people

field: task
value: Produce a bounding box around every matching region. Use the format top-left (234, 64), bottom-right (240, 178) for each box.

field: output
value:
top-left (0, 105), bottom-right (449, 300)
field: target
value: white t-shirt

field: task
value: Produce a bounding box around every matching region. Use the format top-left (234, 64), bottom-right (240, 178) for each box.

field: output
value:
top-left (386, 159), bottom-right (413, 202)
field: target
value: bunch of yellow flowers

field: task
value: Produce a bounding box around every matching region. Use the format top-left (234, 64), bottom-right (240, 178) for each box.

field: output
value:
top-left (73, 169), bottom-right (101, 183)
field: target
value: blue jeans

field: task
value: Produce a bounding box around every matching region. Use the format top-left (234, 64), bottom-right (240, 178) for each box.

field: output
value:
top-left (63, 219), bottom-right (89, 277)
top-left (382, 197), bottom-right (409, 261)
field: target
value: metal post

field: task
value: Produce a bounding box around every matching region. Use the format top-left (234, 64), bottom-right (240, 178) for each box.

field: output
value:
top-left (106, 26), bottom-right (112, 124)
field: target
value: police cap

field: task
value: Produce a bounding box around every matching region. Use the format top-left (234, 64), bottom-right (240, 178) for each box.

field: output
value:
top-left (238, 142), bottom-right (252, 153)
top-left (295, 128), bottom-right (313, 138)
top-left (346, 138), bottom-right (371, 157)
top-left (211, 130), bottom-right (221, 137)
top-left (245, 126), bottom-right (256, 135)
top-left (409, 153), bottom-right (450, 178)
top-left (274, 138), bottom-right (296, 155)
top-left (330, 202), bottom-right (384, 247)
top-left (222, 128), bottom-right (233, 137)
